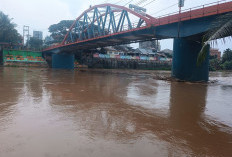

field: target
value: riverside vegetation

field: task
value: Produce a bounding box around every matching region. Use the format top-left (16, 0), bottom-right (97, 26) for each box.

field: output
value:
top-left (209, 48), bottom-right (232, 71)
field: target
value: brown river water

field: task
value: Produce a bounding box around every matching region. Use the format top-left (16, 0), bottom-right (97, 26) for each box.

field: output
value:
top-left (0, 67), bottom-right (232, 157)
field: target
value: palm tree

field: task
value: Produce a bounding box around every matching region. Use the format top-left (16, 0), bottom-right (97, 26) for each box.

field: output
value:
top-left (197, 12), bottom-right (232, 66)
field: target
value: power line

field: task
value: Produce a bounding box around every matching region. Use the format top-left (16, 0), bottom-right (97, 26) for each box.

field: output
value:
top-left (150, 0), bottom-right (189, 16)
top-left (123, 0), bottom-right (134, 7)
top-left (114, 0), bottom-right (134, 19)
top-left (103, 0), bottom-right (110, 3)
top-left (113, 0), bottom-right (125, 5)
top-left (136, 0), bottom-right (146, 6)
top-left (142, 0), bottom-right (158, 7)
top-left (150, 3), bottom-right (178, 16)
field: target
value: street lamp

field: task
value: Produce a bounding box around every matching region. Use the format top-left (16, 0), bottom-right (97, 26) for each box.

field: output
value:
top-left (178, 0), bottom-right (185, 38)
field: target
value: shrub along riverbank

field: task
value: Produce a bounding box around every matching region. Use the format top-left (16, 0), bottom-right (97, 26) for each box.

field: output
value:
top-left (210, 48), bottom-right (232, 71)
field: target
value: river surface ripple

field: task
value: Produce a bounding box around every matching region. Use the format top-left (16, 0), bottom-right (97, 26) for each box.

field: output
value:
top-left (0, 67), bottom-right (232, 157)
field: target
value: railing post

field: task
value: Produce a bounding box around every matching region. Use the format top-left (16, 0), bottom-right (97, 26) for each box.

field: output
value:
top-left (190, 8), bottom-right (192, 19)
top-left (203, 5), bottom-right (205, 16)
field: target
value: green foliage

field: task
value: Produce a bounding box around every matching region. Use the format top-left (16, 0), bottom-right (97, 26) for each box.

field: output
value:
top-left (220, 48), bottom-right (232, 70)
top-left (47, 20), bottom-right (100, 45)
top-left (28, 37), bottom-right (43, 50)
top-left (48, 20), bottom-right (74, 44)
top-left (209, 58), bottom-right (222, 71)
top-left (0, 11), bottom-right (21, 44)
top-left (209, 48), bottom-right (232, 70)
top-left (197, 44), bottom-right (210, 66)
top-left (222, 48), bottom-right (232, 64)
top-left (222, 60), bottom-right (232, 70)
top-left (204, 12), bottom-right (232, 43)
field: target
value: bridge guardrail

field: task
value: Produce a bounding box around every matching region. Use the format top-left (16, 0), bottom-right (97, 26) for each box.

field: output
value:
top-left (154, 0), bottom-right (232, 26)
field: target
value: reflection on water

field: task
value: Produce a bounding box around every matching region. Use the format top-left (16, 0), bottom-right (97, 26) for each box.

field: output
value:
top-left (0, 67), bottom-right (231, 157)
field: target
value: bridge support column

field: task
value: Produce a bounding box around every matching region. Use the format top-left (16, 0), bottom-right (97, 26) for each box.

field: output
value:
top-left (172, 38), bottom-right (209, 82)
top-left (52, 53), bottom-right (74, 69)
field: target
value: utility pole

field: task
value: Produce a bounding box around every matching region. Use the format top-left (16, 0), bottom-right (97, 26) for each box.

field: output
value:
top-left (23, 26), bottom-right (30, 46)
top-left (178, 0), bottom-right (185, 38)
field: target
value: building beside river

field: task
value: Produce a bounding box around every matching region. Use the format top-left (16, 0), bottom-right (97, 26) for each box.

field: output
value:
top-left (2, 49), bottom-right (47, 67)
top-left (210, 48), bottom-right (221, 60)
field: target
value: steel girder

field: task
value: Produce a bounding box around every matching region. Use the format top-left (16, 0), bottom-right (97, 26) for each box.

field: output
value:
top-left (62, 3), bottom-right (154, 45)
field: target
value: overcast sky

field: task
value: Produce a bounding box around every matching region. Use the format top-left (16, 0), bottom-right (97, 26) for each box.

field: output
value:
top-left (1, 0), bottom-right (231, 52)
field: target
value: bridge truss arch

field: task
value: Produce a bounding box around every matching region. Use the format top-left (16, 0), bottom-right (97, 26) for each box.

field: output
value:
top-left (62, 3), bottom-right (155, 45)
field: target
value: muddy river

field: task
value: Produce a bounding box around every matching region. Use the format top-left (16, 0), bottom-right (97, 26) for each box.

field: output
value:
top-left (0, 67), bottom-right (231, 157)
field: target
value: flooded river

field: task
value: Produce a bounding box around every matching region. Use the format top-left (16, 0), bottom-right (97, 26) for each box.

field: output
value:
top-left (0, 67), bottom-right (231, 157)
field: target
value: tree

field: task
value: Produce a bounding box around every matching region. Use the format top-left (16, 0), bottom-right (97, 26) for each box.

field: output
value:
top-left (221, 48), bottom-right (232, 70)
top-left (0, 11), bottom-right (21, 44)
top-left (222, 48), bottom-right (232, 64)
top-left (47, 20), bottom-right (100, 45)
top-left (209, 58), bottom-right (222, 71)
top-left (28, 37), bottom-right (43, 50)
top-left (48, 20), bottom-right (74, 44)
top-left (222, 61), bottom-right (232, 70)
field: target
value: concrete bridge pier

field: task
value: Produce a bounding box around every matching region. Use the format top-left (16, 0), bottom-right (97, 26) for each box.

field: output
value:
top-left (52, 53), bottom-right (74, 69)
top-left (172, 38), bottom-right (209, 82)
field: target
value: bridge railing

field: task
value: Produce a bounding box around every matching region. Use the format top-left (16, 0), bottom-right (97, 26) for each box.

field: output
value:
top-left (154, 0), bottom-right (232, 26)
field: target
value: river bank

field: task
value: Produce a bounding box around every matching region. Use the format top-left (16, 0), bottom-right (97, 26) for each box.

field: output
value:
top-left (86, 58), bottom-right (172, 70)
